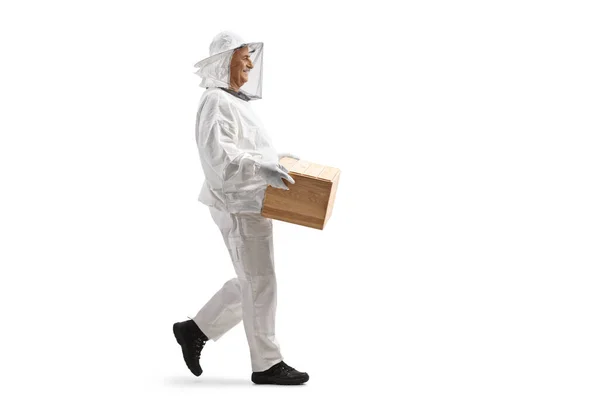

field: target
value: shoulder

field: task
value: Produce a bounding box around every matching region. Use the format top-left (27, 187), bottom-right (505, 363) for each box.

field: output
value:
top-left (201, 88), bottom-right (229, 107)
top-left (199, 88), bottom-right (234, 118)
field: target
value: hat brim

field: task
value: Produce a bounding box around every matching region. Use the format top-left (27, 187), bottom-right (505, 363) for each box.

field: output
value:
top-left (193, 42), bottom-right (263, 68)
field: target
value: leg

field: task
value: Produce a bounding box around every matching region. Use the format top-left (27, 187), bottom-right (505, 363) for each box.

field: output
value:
top-left (192, 207), bottom-right (245, 340)
top-left (228, 212), bottom-right (308, 384)
top-left (193, 277), bottom-right (243, 340)
top-left (218, 210), bottom-right (283, 372)
top-left (233, 229), bottom-right (282, 372)
top-left (173, 208), bottom-right (243, 377)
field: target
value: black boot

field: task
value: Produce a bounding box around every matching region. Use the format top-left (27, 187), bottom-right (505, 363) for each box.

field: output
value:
top-left (172, 320), bottom-right (208, 376)
top-left (251, 361), bottom-right (309, 385)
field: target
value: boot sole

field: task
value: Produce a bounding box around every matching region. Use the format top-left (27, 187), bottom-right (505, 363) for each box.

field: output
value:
top-left (251, 375), bottom-right (309, 385)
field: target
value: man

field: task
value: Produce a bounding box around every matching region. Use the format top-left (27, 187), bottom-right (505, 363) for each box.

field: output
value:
top-left (172, 31), bottom-right (309, 385)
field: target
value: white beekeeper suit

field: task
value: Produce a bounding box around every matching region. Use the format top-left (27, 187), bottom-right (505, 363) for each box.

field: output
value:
top-left (191, 31), bottom-right (293, 372)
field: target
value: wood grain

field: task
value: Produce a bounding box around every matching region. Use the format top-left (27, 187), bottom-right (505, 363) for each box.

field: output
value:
top-left (262, 157), bottom-right (341, 229)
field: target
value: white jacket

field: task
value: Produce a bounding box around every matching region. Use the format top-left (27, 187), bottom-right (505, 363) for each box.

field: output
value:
top-left (195, 87), bottom-right (278, 213)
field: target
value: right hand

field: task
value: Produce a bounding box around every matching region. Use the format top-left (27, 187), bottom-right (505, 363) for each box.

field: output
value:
top-left (258, 161), bottom-right (295, 190)
top-left (278, 152), bottom-right (300, 161)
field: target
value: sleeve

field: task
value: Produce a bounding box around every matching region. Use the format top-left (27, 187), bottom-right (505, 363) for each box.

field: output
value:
top-left (197, 94), bottom-right (263, 187)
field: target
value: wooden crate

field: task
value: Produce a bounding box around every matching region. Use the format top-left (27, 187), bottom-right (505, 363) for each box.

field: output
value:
top-left (261, 157), bottom-right (341, 230)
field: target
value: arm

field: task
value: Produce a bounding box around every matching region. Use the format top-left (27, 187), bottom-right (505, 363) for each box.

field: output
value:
top-left (199, 118), bottom-right (262, 187)
top-left (197, 93), bottom-right (293, 190)
top-left (214, 120), bottom-right (261, 185)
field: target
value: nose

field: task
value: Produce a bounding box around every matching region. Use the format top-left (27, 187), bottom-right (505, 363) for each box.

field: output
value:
top-left (247, 59), bottom-right (254, 70)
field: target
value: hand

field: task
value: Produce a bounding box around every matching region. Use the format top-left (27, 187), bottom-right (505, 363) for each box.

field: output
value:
top-left (277, 152), bottom-right (300, 160)
top-left (257, 161), bottom-right (295, 190)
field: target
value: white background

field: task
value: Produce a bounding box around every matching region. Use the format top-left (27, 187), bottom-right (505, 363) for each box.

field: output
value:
top-left (1, 1), bottom-right (599, 399)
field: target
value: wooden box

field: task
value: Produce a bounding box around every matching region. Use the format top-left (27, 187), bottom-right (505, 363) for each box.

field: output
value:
top-left (261, 157), bottom-right (341, 230)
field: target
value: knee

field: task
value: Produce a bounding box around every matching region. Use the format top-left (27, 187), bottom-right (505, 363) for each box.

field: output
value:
top-left (222, 278), bottom-right (241, 293)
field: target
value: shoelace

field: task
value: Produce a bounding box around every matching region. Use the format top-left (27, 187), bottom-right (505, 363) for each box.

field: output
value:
top-left (279, 362), bottom-right (295, 373)
top-left (192, 337), bottom-right (207, 359)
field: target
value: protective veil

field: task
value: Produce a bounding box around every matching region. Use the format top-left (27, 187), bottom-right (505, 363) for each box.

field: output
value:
top-left (194, 31), bottom-right (264, 100)
top-left (191, 31), bottom-right (286, 372)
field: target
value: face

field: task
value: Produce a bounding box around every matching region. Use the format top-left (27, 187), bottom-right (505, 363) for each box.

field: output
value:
top-left (229, 46), bottom-right (254, 91)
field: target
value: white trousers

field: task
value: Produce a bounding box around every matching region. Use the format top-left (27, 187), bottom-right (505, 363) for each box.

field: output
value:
top-left (193, 207), bottom-right (283, 372)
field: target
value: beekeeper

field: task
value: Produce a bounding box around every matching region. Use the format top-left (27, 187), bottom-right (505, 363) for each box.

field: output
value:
top-left (172, 31), bottom-right (309, 385)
